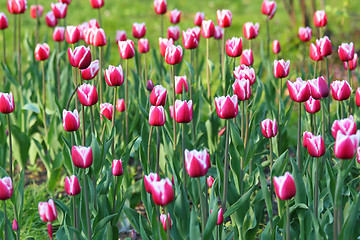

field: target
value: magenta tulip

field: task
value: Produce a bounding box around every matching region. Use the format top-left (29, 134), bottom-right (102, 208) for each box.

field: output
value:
top-left (105, 65), bottom-right (124, 86)
top-left (118, 40), bottom-right (135, 59)
top-left (308, 76), bottom-right (329, 99)
top-left (116, 99), bottom-right (125, 112)
top-left (151, 178), bottom-right (174, 206)
top-left (0, 13), bottom-right (9, 30)
top-left (68, 46), bottom-right (91, 69)
top-left (338, 42), bottom-right (354, 62)
top-left (261, 118), bottom-right (277, 138)
top-left (243, 22), bottom-right (259, 40)
top-left (51, 2), bottom-right (67, 19)
top-left (307, 135), bottom-right (325, 157)
top-left (30, 5), bottom-right (44, 18)
top-left (273, 59), bottom-right (290, 78)
top-left (144, 172), bottom-right (160, 193)
top-left (81, 60), bottom-right (100, 80)
top-left (167, 26), bottom-right (180, 41)
top-left (0, 92), bottom-right (15, 114)
top-left (138, 38), bottom-right (149, 54)
top-left (194, 12), bottom-right (204, 26)
top-left (240, 49), bottom-right (254, 66)
top-left (174, 100), bottom-right (193, 123)
top-left (34, 43), bottom-right (50, 61)
top-left (154, 0), bottom-right (167, 15)
top-left (115, 30), bottom-right (127, 42)
top-left (175, 75), bottom-right (188, 94)
top-left (214, 26), bottom-right (224, 40)
top-left (53, 27), bottom-right (65, 42)
top-left (149, 106), bottom-right (166, 126)
top-left (316, 36), bottom-right (332, 57)
top-left (112, 159), bottom-right (123, 176)
top-left (64, 175), bottom-right (81, 196)
top-left (92, 28), bottom-right (107, 47)
top-left (303, 131), bottom-right (315, 148)
top-left (233, 65), bottom-right (256, 85)
top-left (305, 97), bottom-right (321, 114)
top-left (62, 109), bottom-right (80, 132)
top-left (207, 176), bottom-right (214, 188)
top-left (334, 130), bottom-right (360, 159)
top-left (71, 146), bottom-right (93, 168)
top-left (160, 213), bottom-right (171, 231)
top-left (287, 78), bottom-right (311, 103)
top-left (185, 149), bottom-right (211, 178)
top-left (170, 8), bottom-right (181, 24)
top-left (331, 80), bottom-right (351, 101)
top-left (38, 199), bottom-right (57, 222)
top-left (182, 29), bottom-right (199, 49)
top-left (0, 177), bottom-right (13, 200)
top-left (331, 116), bottom-right (357, 139)
top-left (100, 103), bottom-right (113, 120)
top-left (313, 10), bottom-right (327, 27)
top-left (261, 0), bottom-right (277, 20)
top-left (77, 83), bottom-right (98, 106)
top-left (201, 20), bottom-right (215, 38)
top-left (132, 22), bottom-right (146, 39)
top-left (298, 27), bottom-right (312, 42)
top-left (232, 79), bottom-right (251, 101)
top-left (273, 172), bottom-right (296, 200)
top-left (272, 40), bottom-right (280, 54)
top-left (343, 53), bottom-right (358, 71)
top-left (225, 37), bottom-right (242, 58)
top-left (216, 9), bottom-right (232, 28)
top-left (215, 95), bottom-right (238, 119)
top-left (150, 85), bottom-right (167, 106)
top-left (159, 37), bottom-right (174, 57)
top-left (309, 43), bottom-right (323, 61)
top-left (90, 0), bottom-right (104, 8)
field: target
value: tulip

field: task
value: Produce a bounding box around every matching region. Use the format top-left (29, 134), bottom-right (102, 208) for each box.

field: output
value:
top-left (343, 53), bottom-right (358, 71)
top-left (273, 172), bottom-right (296, 200)
top-left (92, 28), bottom-right (107, 47)
top-left (81, 60), bottom-right (99, 80)
top-left (83, 28), bottom-right (95, 45)
top-left (150, 85), bottom-right (167, 106)
top-left (331, 80), bottom-right (351, 101)
top-left (64, 175), bottom-right (81, 196)
top-left (261, 118), bottom-right (277, 138)
top-left (115, 30), bottom-right (127, 42)
top-left (68, 46), bottom-right (92, 69)
top-left (100, 103), bottom-right (113, 120)
top-left (53, 27), bottom-right (65, 42)
top-left (356, 88), bottom-right (360, 107)
top-left (308, 76), bottom-right (329, 99)
top-left (194, 12), bottom-right (204, 26)
top-left (338, 42), bottom-right (354, 62)
top-left (51, 2), bottom-right (67, 19)
top-left (316, 36), bottom-right (332, 57)
top-left (71, 146), bottom-right (93, 168)
top-left (305, 97), bottom-right (321, 114)
top-left (201, 20), bottom-right (215, 38)
top-left (132, 22), bottom-right (146, 39)
top-left (214, 26), bottom-right (224, 40)
top-left (88, 19), bottom-right (99, 28)
top-left (159, 37), bottom-right (174, 57)
top-left (167, 26), bottom-right (180, 41)
top-left (232, 79), bottom-right (251, 101)
top-left (184, 149), bottom-right (210, 178)
top-left (169, 105), bottom-right (174, 119)
top-left (45, 11), bottom-right (57, 28)
top-left (105, 65), bottom-right (124, 86)
top-left (175, 75), bottom-right (188, 94)
top-left (207, 176), bottom-right (214, 188)
top-left (287, 78), bottom-right (311, 103)
top-left (0, 92), bottom-right (15, 114)
top-left (298, 27), bottom-right (312, 42)
top-left (357, 147), bottom-right (360, 164)
top-left (149, 106), bottom-right (166, 126)
top-left (170, 9), bottom-right (181, 24)
top-left (90, 0), bottom-right (104, 8)
top-left (112, 159), bottom-right (123, 176)
top-left (233, 65), bottom-right (256, 85)
top-left (182, 29), bottom-right (199, 49)
top-left (0, 177), bottom-right (13, 200)
top-left (331, 116), bottom-right (357, 139)
top-left (272, 40), bottom-right (280, 54)
top-left (225, 37), bottom-right (242, 58)
top-left (144, 172), bottom-right (160, 193)
top-left (307, 135), bottom-right (325, 157)
top-left (78, 83), bottom-right (98, 106)
top-left (62, 109), bottom-right (80, 132)
top-left (116, 99), bottom-right (125, 112)
top-left (261, 0), bottom-right (277, 20)
top-left (146, 80), bottom-right (154, 92)
top-left (273, 59), bottom-right (290, 78)
top-left (303, 131), bottom-right (314, 148)
top-left (240, 49), bottom-right (254, 66)
top-left (0, 13), bottom-right (9, 30)
top-left (118, 40), bottom-right (135, 59)
top-left (313, 10), bottom-right (327, 27)
top-left (138, 38), bottom-right (149, 53)
top-left (215, 95), bottom-right (238, 119)
top-left (30, 5), bottom-right (43, 18)
top-left (78, 22), bottom-right (89, 40)
top-left (38, 199), bottom-right (57, 222)
top-left (243, 22), bottom-right (259, 40)
top-left (165, 45), bottom-right (183, 65)
top-left (7, 0), bottom-right (27, 14)
top-left (310, 43), bottom-right (324, 61)
top-left (216, 208), bottom-right (224, 225)
top-left (158, 213), bottom-right (172, 231)
top-left (174, 100), bottom-right (193, 123)
top-left (218, 126), bottom-right (226, 136)
top-left (34, 43), bottom-right (50, 61)
top-left (216, 9), bottom-right (232, 28)
top-left (192, 27), bottom-right (201, 42)
top-left (154, 0), bottom-right (167, 15)
top-left (12, 219), bottom-right (18, 231)
top-left (151, 178), bottom-right (174, 206)
top-left (334, 130), bottom-right (360, 159)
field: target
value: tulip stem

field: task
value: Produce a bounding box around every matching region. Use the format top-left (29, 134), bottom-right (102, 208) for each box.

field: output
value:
top-left (314, 60), bottom-right (317, 79)
top-left (72, 196), bottom-right (77, 239)
top-left (314, 157), bottom-right (319, 219)
top-left (286, 200), bottom-right (290, 240)
top-left (190, 49), bottom-right (196, 144)
top-left (112, 176), bottom-right (119, 214)
top-left (75, 67), bottom-right (79, 110)
top-left (17, 14), bottom-right (22, 88)
top-left (144, 53), bottom-right (148, 85)
top-left (83, 170), bottom-right (92, 240)
top-left (347, 61), bottom-right (352, 115)
top-left (147, 125), bottom-right (153, 173)
top-left (269, 138), bottom-right (274, 232)
top-left (302, 42), bottom-right (306, 69)
top-left (112, 86), bottom-right (117, 157)
top-left (125, 59), bottom-right (129, 144)
top-left (165, 206), bottom-right (171, 240)
top-left (278, 78), bottom-right (282, 153)
top-left (171, 64), bottom-right (177, 151)
top-left (334, 160), bottom-right (344, 240)
top-left (90, 106), bottom-right (95, 136)
top-left (206, 38), bottom-right (212, 111)
top-left (156, 127), bottom-right (160, 174)
top-left (197, 177), bottom-right (206, 237)
top-left (97, 8), bottom-right (102, 27)
top-left (297, 102), bottom-right (302, 172)
top-left (182, 124), bottom-right (186, 191)
top-left (222, 120), bottom-right (230, 211)
top-left (81, 104), bottom-right (85, 146)
top-left (4, 200), bottom-right (7, 240)
top-left (99, 46), bottom-right (103, 105)
top-left (57, 42), bottom-right (61, 99)
top-left (325, 57), bottom-right (330, 133)
top-left (13, 15), bottom-right (16, 56)
top-left (42, 61), bottom-right (48, 136)
top-left (222, 28), bottom-right (226, 95)
top-left (2, 29), bottom-right (6, 86)
top-left (7, 115), bottom-right (12, 181)
top-left (66, 84), bottom-right (80, 110)
top-left (266, 19), bottom-right (270, 64)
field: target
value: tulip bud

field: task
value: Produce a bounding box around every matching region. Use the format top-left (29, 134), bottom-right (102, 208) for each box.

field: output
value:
top-left (343, 53), bottom-right (358, 71)
top-left (232, 79), bottom-right (251, 101)
top-left (38, 199), bottom-right (57, 222)
top-left (88, 19), bottom-right (100, 28)
top-left (313, 10), bottom-right (327, 27)
top-left (100, 103), bottom-right (113, 120)
top-left (146, 80), bottom-right (154, 92)
top-left (334, 130), bottom-right (360, 159)
top-left (115, 30), bottom-right (127, 42)
top-left (12, 219), bottom-right (18, 231)
top-left (243, 22), bottom-right (259, 40)
top-left (316, 36), bottom-right (332, 57)
top-left (68, 46), bottom-right (92, 69)
top-left (261, 0), bottom-right (277, 20)
top-left (159, 37), bottom-right (174, 57)
top-left (78, 83), bottom-right (98, 106)
top-left (64, 175), bottom-right (81, 196)
top-left (305, 97), bottom-right (321, 114)
top-left (174, 100), bottom-right (193, 123)
top-left (150, 85), bottom-right (167, 106)
top-left (51, 2), bottom-right (67, 19)
top-left (331, 80), bottom-right (351, 101)
top-left (0, 92), bottom-right (15, 114)
top-left (154, 0), bottom-right (167, 15)
top-left (144, 173), bottom-right (160, 193)
top-left (0, 177), bottom-right (13, 200)
top-left (151, 178), bottom-right (174, 206)
top-left (169, 105), bottom-right (174, 119)
top-left (233, 65), bottom-right (256, 85)
top-left (167, 26), bottom-right (180, 41)
top-left (138, 38), bottom-right (149, 54)
top-left (273, 172), bottom-right (296, 200)
top-left (207, 176), bottom-right (214, 188)
top-left (303, 131), bottom-right (315, 148)
top-left (261, 118), bottom-right (277, 138)
top-left (175, 75), bottom-right (188, 94)
top-left (90, 0), bottom-right (104, 9)
top-left (182, 29), bottom-right (199, 50)
top-left (273, 59), bottom-right (290, 78)
top-left (34, 43), bottom-right (50, 61)
top-left (272, 40), bottom-right (280, 54)
top-left (356, 88), bottom-right (360, 107)
top-left (287, 78), bottom-right (311, 103)
top-left (92, 28), bottom-right (107, 47)
top-left (225, 37), bottom-right (242, 58)
top-left (201, 20), bottom-right (215, 38)
top-left (331, 116), bottom-right (357, 139)
top-left (71, 146), bottom-right (93, 168)
top-left (105, 65), bottom-right (124, 86)
top-left (0, 13), bottom-right (9, 30)
top-left (53, 27), bottom-right (65, 42)
top-left (160, 213), bottom-right (171, 231)
top-left (45, 11), bottom-right (57, 28)
top-left (112, 159), bottom-right (123, 176)
top-left (185, 149), bottom-right (210, 178)
top-left (118, 40), bottom-right (135, 59)
top-left (30, 5), bottom-right (44, 19)
top-left (170, 9), bottom-right (181, 24)
top-left (217, 9), bottom-right (232, 28)
top-left (215, 95), bottom-right (238, 119)
top-left (307, 135), bottom-right (325, 157)
top-left (216, 208), bottom-right (224, 225)
top-left (218, 126), bottom-right (226, 136)
top-left (132, 22), bottom-right (146, 39)
top-left (309, 43), bottom-right (324, 61)
top-left (116, 99), bottom-right (125, 112)
top-left (149, 106), bottom-right (166, 126)
top-left (165, 45), bottom-right (183, 65)
top-left (338, 42), bottom-right (354, 62)
top-left (62, 109), bottom-right (80, 132)
top-left (308, 76), bottom-right (329, 99)
top-left (298, 27), bottom-right (312, 42)
top-left (240, 49), bottom-right (254, 66)
top-left (194, 12), bottom-right (205, 26)
top-left (81, 60), bottom-right (100, 80)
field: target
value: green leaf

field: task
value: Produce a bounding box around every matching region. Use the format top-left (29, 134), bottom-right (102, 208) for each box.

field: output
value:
top-left (174, 187), bottom-right (190, 239)
top-left (22, 102), bottom-right (40, 113)
top-left (224, 185), bottom-right (256, 218)
top-left (93, 213), bottom-right (117, 234)
top-left (11, 125), bottom-right (30, 170)
top-left (189, 207), bottom-right (201, 240)
top-left (258, 166), bottom-right (273, 221)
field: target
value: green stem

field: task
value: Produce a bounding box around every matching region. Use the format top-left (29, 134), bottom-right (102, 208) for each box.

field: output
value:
top-left (111, 86), bottom-right (117, 157)
top-left (83, 170), bottom-right (92, 240)
top-left (303, 42), bottom-right (306, 69)
top-left (190, 49), bottom-right (196, 144)
top-left (4, 200), bottom-right (7, 240)
top-left (125, 59), bottom-right (129, 144)
top-left (222, 120), bottom-right (230, 211)
top-left (206, 38), bottom-right (212, 111)
top-left (144, 53), bottom-right (148, 84)
top-left (278, 78), bottom-right (282, 153)
top-left (13, 15), bottom-right (16, 55)
top-left (42, 61), bottom-right (47, 135)
top-left (222, 28), bottom-right (226, 95)
top-left (171, 65), bottom-right (176, 151)
top-left (325, 57), bottom-right (330, 133)
top-left (90, 106), bottom-right (95, 136)
top-left (347, 61), bottom-right (352, 115)
top-left (156, 127), bottom-right (160, 174)
top-left (82, 106), bottom-right (85, 146)
top-left (147, 125), bottom-right (153, 173)
top-left (334, 160), bottom-right (344, 240)
top-left (286, 200), bottom-right (290, 240)
top-left (72, 196), bottom-right (77, 239)
top-left (99, 47), bottom-right (103, 104)
top-left (266, 18), bottom-right (270, 63)
top-left (18, 14), bottom-right (22, 88)
top-left (245, 100), bottom-right (250, 173)
top-left (297, 102), bottom-right (302, 172)
top-left (314, 157), bottom-right (319, 219)
top-left (3, 30), bottom-right (6, 86)
top-left (112, 176), bottom-right (118, 214)
top-left (269, 138), bottom-right (274, 232)
top-left (7, 115), bottom-right (12, 181)
top-left (314, 61), bottom-right (317, 79)
top-left (197, 177), bottom-right (206, 237)
top-left (182, 124), bottom-right (186, 190)
top-left (57, 42), bottom-right (61, 98)
top-left (97, 8), bottom-right (102, 27)
top-left (75, 67), bottom-right (79, 110)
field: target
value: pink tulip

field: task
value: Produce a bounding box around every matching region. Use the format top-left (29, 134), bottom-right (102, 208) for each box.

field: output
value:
top-left (170, 8), bottom-right (181, 24)
top-left (214, 26), bottom-right (224, 40)
top-left (273, 59), bottom-right (290, 78)
top-left (100, 103), bottom-right (113, 120)
top-left (146, 80), bottom-right (154, 92)
top-left (53, 27), bottom-right (65, 42)
top-left (201, 20), bottom-right (215, 38)
top-left (192, 27), bottom-right (201, 42)
top-left (77, 22), bottom-right (89, 40)
top-left (77, 83), bottom-right (98, 106)
top-left (307, 135), bottom-right (325, 157)
top-left (51, 2), bottom-right (67, 19)
top-left (150, 85), bottom-right (167, 106)
top-left (356, 88), bottom-right (360, 107)
top-left (68, 46), bottom-right (91, 69)
top-left (159, 37), bottom-right (174, 57)
top-left (313, 10), bottom-right (327, 27)
top-left (132, 22), bottom-right (146, 39)
top-left (83, 28), bottom-right (94, 45)
top-left (160, 213), bottom-right (171, 231)
top-left (144, 172), bottom-right (160, 193)
top-left (233, 65), bottom-right (256, 85)
top-left (138, 38), bottom-right (149, 54)
top-left (105, 65), bottom-right (124, 86)
top-left (303, 131), bottom-right (314, 148)
top-left (261, 0), bottom-right (277, 20)
top-left (207, 176), bottom-right (214, 188)
top-left (308, 76), bottom-right (329, 99)
top-left (305, 97), bottom-right (321, 114)
top-left (45, 11), bottom-right (57, 27)
top-left (225, 37), bottom-right (242, 58)
top-left (92, 28), bottom-right (107, 47)
top-left (7, 0), bottom-right (27, 14)
top-left (182, 29), bottom-right (199, 49)
top-left (30, 5), bottom-right (43, 18)
top-left (0, 177), bottom-right (13, 200)
top-left (334, 130), bottom-right (360, 159)
top-left (331, 80), bottom-right (351, 101)
top-left (215, 95), bottom-right (238, 119)
top-left (298, 27), bottom-right (312, 42)
top-left (331, 116), bottom-right (357, 139)
top-left (316, 36), bottom-right (332, 57)
top-left (175, 75), bottom-right (188, 94)
top-left (151, 178), bottom-right (174, 206)
top-left (115, 30), bottom-right (127, 42)
top-left (0, 13), bottom-right (8, 30)
top-left (309, 43), bottom-right (323, 61)
top-left (240, 49), bottom-right (254, 66)
top-left (118, 40), bottom-right (135, 59)
top-left (169, 105), bottom-right (174, 119)
top-left (64, 175), bottom-right (81, 196)
top-left (12, 219), bottom-right (18, 231)
top-left (90, 0), bottom-right (104, 8)
top-left (357, 147), bottom-right (360, 164)
top-left (0, 92), bottom-right (15, 114)
top-left (338, 42), bottom-right (354, 62)
top-left (216, 208), bottom-right (224, 225)
top-left (216, 9), bottom-right (232, 28)
top-left (88, 19), bottom-right (99, 28)
top-left (243, 22), bottom-right (259, 40)
top-left (174, 100), bottom-right (193, 123)
top-left (273, 172), bottom-right (296, 200)
top-left (34, 43), bottom-right (50, 61)
top-left (232, 79), bottom-right (251, 101)
top-left (154, 0), bottom-right (167, 15)
top-left (194, 12), bottom-right (204, 26)
top-left (261, 118), bottom-right (277, 138)
top-left (272, 40), bottom-right (280, 54)
top-left (71, 146), bottom-right (93, 168)
top-left (149, 106), bottom-right (166, 126)
top-left (38, 199), bottom-right (57, 222)
top-left (185, 149), bottom-right (210, 178)
top-left (343, 53), bottom-right (358, 71)
top-left (167, 26), bottom-right (180, 41)
top-left (112, 159), bottom-right (123, 176)
top-left (116, 99), bottom-right (125, 112)
top-left (62, 109), bottom-right (80, 132)
top-left (81, 60), bottom-right (100, 80)
top-left (287, 78), bottom-right (311, 103)
top-left (165, 45), bottom-right (183, 65)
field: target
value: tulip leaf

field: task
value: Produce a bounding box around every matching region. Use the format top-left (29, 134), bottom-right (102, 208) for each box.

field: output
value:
top-left (258, 166), bottom-right (273, 222)
top-left (93, 213), bottom-right (117, 234)
top-left (22, 102), bottom-right (40, 113)
top-left (91, 133), bottom-right (102, 175)
top-left (11, 125), bottom-right (30, 170)
top-left (189, 207), bottom-right (201, 240)
top-left (174, 186), bottom-right (190, 239)
top-left (224, 184), bottom-right (256, 219)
